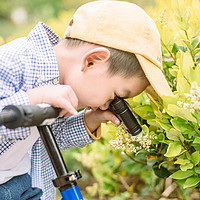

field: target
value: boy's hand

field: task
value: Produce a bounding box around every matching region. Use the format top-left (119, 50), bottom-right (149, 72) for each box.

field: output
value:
top-left (84, 108), bottom-right (120, 133)
top-left (26, 85), bottom-right (78, 117)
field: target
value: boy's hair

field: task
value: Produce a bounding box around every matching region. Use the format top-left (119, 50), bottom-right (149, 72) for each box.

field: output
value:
top-left (65, 38), bottom-right (145, 79)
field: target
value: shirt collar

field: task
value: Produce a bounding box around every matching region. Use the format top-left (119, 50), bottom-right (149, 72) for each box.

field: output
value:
top-left (27, 22), bottom-right (60, 83)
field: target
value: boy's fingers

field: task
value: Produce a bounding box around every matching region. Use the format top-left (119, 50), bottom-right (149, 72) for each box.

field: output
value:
top-left (67, 91), bottom-right (78, 108)
top-left (58, 99), bottom-right (78, 116)
top-left (105, 111), bottom-right (120, 125)
top-left (96, 109), bottom-right (120, 125)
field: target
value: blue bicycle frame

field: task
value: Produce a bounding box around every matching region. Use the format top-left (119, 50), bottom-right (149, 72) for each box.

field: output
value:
top-left (38, 126), bottom-right (84, 200)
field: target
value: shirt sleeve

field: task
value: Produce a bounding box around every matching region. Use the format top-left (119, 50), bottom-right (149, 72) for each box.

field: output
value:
top-left (51, 110), bottom-right (101, 150)
top-left (0, 61), bottom-right (31, 155)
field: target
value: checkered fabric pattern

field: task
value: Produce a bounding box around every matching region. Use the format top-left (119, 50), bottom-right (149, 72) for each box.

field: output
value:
top-left (0, 22), bottom-right (94, 200)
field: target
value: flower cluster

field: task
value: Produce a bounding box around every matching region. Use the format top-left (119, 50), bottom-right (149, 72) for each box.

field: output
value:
top-left (177, 82), bottom-right (200, 112)
top-left (155, 8), bottom-right (168, 27)
top-left (109, 125), bottom-right (157, 153)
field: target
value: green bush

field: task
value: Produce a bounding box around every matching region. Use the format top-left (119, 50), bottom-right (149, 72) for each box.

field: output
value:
top-left (109, 0), bottom-right (200, 197)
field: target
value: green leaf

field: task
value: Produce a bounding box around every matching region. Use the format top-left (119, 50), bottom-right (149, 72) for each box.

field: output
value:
top-left (166, 128), bottom-right (184, 142)
top-left (170, 170), bottom-right (194, 179)
top-left (162, 112), bottom-right (172, 119)
top-left (175, 108), bottom-right (197, 122)
top-left (192, 111), bottom-right (200, 123)
top-left (195, 167), bottom-right (200, 174)
top-left (172, 43), bottom-right (187, 55)
top-left (183, 176), bottom-right (200, 189)
top-left (153, 166), bottom-right (170, 178)
top-left (176, 179), bottom-right (186, 187)
top-left (156, 118), bottom-right (172, 132)
top-left (193, 137), bottom-right (200, 144)
top-left (171, 118), bottom-right (194, 134)
top-left (181, 51), bottom-right (194, 80)
top-left (166, 104), bottom-right (179, 117)
top-left (172, 43), bottom-right (179, 55)
top-left (162, 95), bottom-right (178, 111)
top-left (191, 36), bottom-right (200, 49)
top-left (176, 75), bottom-right (191, 96)
top-left (192, 48), bottom-right (200, 56)
top-left (154, 133), bottom-right (165, 143)
top-left (186, 152), bottom-right (192, 160)
top-left (174, 158), bottom-right (190, 165)
top-left (147, 158), bottom-right (159, 168)
top-left (183, 40), bottom-right (193, 52)
top-left (191, 151), bottom-right (200, 165)
top-left (190, 64), bottom-right (200, 85)
top-left (164, 142), bottom-right (182, 157)
top-left (141, 125), bottom-right (149, 135)
top-left (183, 10), bottom-right (191, 30)
top-left (169, 68), bottom-right (179, 77)
top-left (133, 105), bottom-right (156, 120)
top-left (147, 119), bottom-right (161, 128)
top-left (192, 144), bottom-right (200, 151)
top-left (180, 163), bottom-right (194, 171)
top-left (162, 140), bottom-right (174, 145)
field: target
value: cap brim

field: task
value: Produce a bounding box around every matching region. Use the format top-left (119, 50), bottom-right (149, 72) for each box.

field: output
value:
top-left (136, 55), bottom-right (173, 98)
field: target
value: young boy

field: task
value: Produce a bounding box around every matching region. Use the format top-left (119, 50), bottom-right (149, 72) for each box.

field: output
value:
top-left (0, 1), bottom-right (173, 199)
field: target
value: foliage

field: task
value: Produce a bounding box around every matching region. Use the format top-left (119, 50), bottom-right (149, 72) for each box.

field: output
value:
top-left (73, 124), bottom-right (163, 199)
top-left (109, 0), bottom-right (200, 195)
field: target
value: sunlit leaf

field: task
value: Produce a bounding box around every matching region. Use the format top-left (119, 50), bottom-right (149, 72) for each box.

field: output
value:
top-left (166, 128), bottom-right (184, 141)
top-left (164, 141), bottom-right (182, 157)
top-left (180, 163), bottom-right (194, 171)
top-left (191, 151), bottom-right (200, 166)
top-left (133, 105), bottom-right (156, 120)
top-left (171, 117), bottom-right (194, 133)
top-left (182, 51), bottom-right (194, 80)
top-left (170, 170), bottom-right (194, 179)
top-left (156, 118), bottom-right (172, 131)
top-left (190, 64), bottom-right (200, 85)
top-left (191, 36), bottom-right (200, 49)
top-left (183, 176), bottom-right (200, 189)
top-left (174, 158), bottom-right (190, 165)
top-left (175, 108), bottom-right (197, 122)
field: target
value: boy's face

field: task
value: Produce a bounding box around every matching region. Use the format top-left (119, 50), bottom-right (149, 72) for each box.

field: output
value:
top-left (72, 67), bottom-right (149, 110)
top-left (56, 43), bottom-right (149, 110)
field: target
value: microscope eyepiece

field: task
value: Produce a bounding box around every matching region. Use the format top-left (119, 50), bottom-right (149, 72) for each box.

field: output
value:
top-left (109, 96), bottom-right (142, 136)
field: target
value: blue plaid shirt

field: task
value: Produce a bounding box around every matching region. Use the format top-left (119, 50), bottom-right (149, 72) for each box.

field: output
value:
top-left (0, 22), bottom-right (94, 200)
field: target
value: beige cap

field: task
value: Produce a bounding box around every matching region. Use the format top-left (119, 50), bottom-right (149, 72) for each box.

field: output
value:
top-left (64, 0), bottom-right (173, 98)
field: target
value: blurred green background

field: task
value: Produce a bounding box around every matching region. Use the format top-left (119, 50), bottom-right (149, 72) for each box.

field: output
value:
top-left (0, 0), bottom-right (156, 42)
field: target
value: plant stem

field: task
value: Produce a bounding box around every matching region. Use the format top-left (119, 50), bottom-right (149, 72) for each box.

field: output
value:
top-left (157, 142), bottom-right (163, 155)
top-left (187, 121), bottom-right (200, 137)
top-left (179, 138), bottom-right (192, 154)
top-left (124, 151), bottom-right (147, 165)
top-left (184, 30), bottom-right (189, 40)
top-left (161, 39), bottom-right (176, 62)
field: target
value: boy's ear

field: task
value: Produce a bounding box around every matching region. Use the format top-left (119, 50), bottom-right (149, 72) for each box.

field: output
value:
top-left (81, 47), bottom-right (110, 72)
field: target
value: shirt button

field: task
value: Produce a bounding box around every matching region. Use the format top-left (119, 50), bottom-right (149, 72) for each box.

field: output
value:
top-left (52, 78), bottom-right (58, 85)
